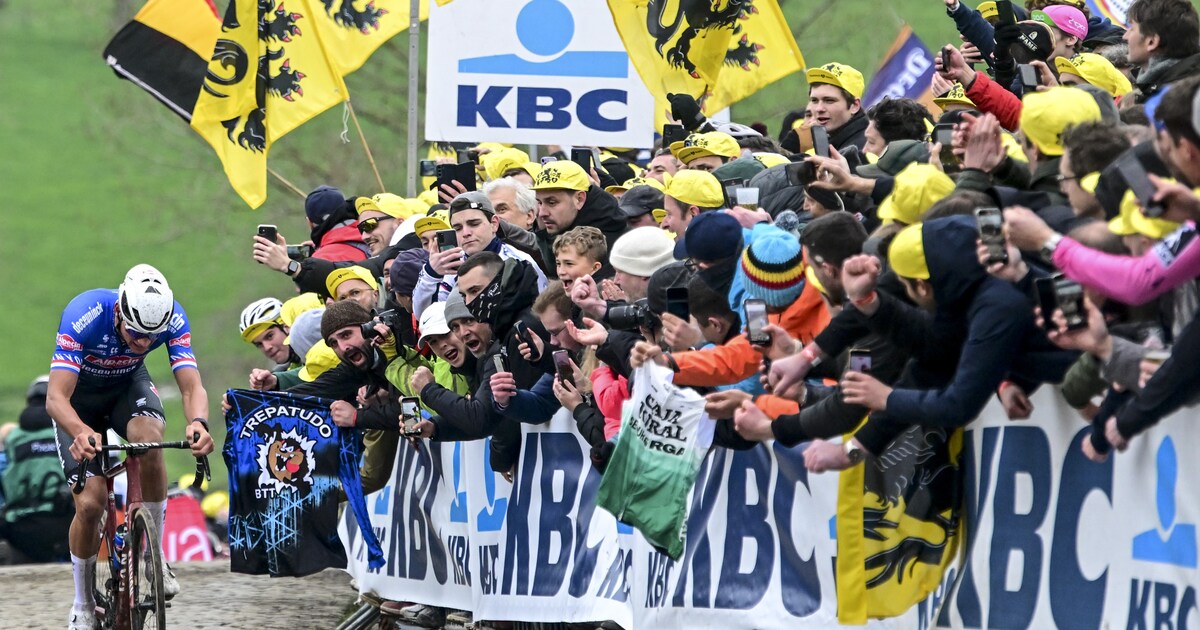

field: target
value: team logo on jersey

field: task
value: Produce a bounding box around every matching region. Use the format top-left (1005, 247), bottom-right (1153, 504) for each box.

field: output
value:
top-left (169, 332), bottom-right (192, 348)
top-left (256, 427), bottom-right (315, 493)
top-left (56, 333), bottom-right (83, 352)
top-left (85, 354), bottom-right (141, 369)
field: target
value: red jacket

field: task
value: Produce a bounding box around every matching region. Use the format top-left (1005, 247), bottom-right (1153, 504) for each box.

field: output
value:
top-left (590, 365), bottom-right (628, 440)
top-left (964, 70), bottom-right (1022, 132)
top-left (314, 223), bottom-right (369, 262)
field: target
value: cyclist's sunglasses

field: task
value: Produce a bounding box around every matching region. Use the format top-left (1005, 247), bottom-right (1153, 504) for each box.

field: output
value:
top-left (358, 216), bottom-right (395, 234)
top-left (117, 315), bottom-right (160, 342)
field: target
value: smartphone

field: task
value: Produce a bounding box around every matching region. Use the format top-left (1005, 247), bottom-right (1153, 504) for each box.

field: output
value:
top-left (435, 229), bottom-right (458, 253)
top-left (553, 350), bottom-right (574, 387)
top-left (940, 46), bottom-right (952, 71)
top-left (257, 224), bottom-right (278, 243)
top-left (932, 123), bottom-right (959, 170)
top-left (493, 354), bottom-right (506, 374)
top-left (400, 397), bottom-right (421, 435)
top-left (1116, 153), bottom-right (1165, 218)
top-left (1018, 64), bottom-right (1040, 92)
top-left (848, 348), bottom-right (872, 374)
top-left (666, 286), bottom-right (690, 321)
top-left (457, 149), bottom-right (481, 165)
top-left (1053, 276), bottom-right (1088, 331)
top-left (540, 156), bottom-right (558, 165)
top-left (663, 123), bottom-right (689, 146)
top-left (811, 125), bottom-right (830, 158)
top-left (974, 207), bottom-right (1009, 266)
top-left (571, 147), bottom-right (593, 173)
top-left (286, 244), bottom-right (313, 261)
top-left (1032, 276), bottom-right (1059, 330)
top-left (433, 162), bottom-right (476, 192)
top-left (744, 298), bottom-right (770, 346)
top-left (514, 320), bottom-right (541, 361)
top-left (719, 177), bottom-right (747, 209)
top-left (785, 159), bottom-right (818, 187)
top-left (419, 159), bottom-right (437, 177)
top-left (996, 0), bottom-right (1016, 25)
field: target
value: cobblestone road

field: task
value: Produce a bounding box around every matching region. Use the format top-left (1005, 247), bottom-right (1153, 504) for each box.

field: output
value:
top-left (0, 561), bottom-right (355, 629)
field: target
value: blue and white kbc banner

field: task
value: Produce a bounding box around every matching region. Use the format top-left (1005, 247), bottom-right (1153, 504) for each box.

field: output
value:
top-left (344, 397), bottom-right (1199, 628)
top-left (424, 0), bottom-right (655, 147)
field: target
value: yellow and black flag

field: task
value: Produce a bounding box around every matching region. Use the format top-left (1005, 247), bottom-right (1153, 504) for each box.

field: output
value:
top-left (103, 0), bottom-right (221, 120)
top-left (835, 424), bottom-right (966, 624)
top-left (607, 0), bottom-right (805, 128)
top-left (191, 0), bottom-right (352, 209)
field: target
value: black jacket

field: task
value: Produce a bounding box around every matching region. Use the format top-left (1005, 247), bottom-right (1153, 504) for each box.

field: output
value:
top-left (829, 111), bottom-right (869, 153)
top-left (288, 346), bottom-right (392, 403)
top-left (1134, 53), bottom-right (1200, 103)
top-left (536, 185), bottom-right (628, 280)
top-left (292, 243), bottom-right (404, 299)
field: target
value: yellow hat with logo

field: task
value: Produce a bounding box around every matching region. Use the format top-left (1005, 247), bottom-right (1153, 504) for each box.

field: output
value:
top-left (298, 341), bottom-right (340, 382)
top-left (806, 62), bottom-right (865, 99)
top-left (1054, 53), bottom-right (1134, 98)
top-left (325, 265), bottom-right (378, 298)
top-left (1108, 189), bottom-right (1181, 239)
top-left (664, 169), bottom-right (724, 208)
top-left (413, 213), bottom-right (452, 237)
top-left (371, 193), bottom-right (426, 219)
top-left (605, 176), bottom-right (665, 195)
top-left (934, 83), bottom-right (976, 109)
top-left (753, 152), bottom-right (791, 169)
top-left (530, 159), bottom-right (591, 192)
top-left (977, 1), bottom-right (999, 20)
top-left (876, 163), bottom-right (956, 224)
top-left (481, 147), bottom-right (533, 182)
top-left (888, 223), bottom-right (930, 280)
top-left (280, 292), bottom-right (323, 327)
top-left (669, 131), bottom-right (742, 164)
top-left (1019, 87), bottom-right (1102, 157)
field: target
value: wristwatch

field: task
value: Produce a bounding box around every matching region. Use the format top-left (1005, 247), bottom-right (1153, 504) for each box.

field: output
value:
top-left (286, 260), bottom-right (302, 276)
top-left (1039, 233), bottom-right (1063, 263)
top-left (844, 440), bottom-right (865, 464)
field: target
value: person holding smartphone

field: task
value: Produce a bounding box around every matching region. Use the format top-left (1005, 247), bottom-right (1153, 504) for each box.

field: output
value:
top-left (798, 62), bottom-right (869, 153)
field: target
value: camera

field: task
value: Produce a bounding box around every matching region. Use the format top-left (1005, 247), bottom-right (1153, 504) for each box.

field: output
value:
top-left (785, 160), bottom-right (818, 187)
top-left (360, 309), bottom-right (401, 339)
top-left (607, 299), bottom-right (654, 331)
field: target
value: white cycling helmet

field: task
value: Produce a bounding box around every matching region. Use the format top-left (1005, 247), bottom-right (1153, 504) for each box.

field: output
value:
top-left (118, 264), bottom-right (175, 335)
top-left (239, 297), bottom-right (285, 343)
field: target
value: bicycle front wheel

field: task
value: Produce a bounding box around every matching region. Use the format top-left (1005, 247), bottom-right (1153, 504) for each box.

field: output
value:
top-left (128, 508), bottom-right (166, 630)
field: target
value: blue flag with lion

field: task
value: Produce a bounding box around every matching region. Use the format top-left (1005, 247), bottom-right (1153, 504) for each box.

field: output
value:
top-left (836, 424), bottom-right (965, 623)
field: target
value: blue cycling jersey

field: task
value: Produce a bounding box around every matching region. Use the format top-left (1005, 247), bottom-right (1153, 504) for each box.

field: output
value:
top-left (51, 289), bottom-right (198, 383)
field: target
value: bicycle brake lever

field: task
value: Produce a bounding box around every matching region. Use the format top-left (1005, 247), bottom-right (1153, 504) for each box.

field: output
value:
top-left (72, 436), bottom-right (99, 495)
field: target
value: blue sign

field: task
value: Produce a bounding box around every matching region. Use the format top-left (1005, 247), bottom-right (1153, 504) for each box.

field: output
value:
top-left (861, 28), bottom-right (936, 109)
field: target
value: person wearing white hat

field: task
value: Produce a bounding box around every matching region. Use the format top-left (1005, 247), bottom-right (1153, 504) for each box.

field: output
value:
top-left (609, 226), bottom-right (678, 302)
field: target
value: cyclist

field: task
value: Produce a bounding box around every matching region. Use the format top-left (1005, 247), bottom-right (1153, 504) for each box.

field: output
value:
top-left (239, 297), bottom-right (298, 366)
top-left (47, 264), bottom-right (214, 630)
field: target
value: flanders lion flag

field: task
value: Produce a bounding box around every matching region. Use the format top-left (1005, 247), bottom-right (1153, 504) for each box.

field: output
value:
top-left (835, 424), bottom-right (966, 623)
top-left (607, 0), bottom-right (804, 128)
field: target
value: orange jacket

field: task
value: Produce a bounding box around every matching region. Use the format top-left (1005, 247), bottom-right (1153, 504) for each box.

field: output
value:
top-left (671, 281), bottom-right (829, 417)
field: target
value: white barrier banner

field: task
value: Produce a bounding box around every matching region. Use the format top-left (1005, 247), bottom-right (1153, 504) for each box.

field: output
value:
top-left (424, 0), bottom-right (655, 147)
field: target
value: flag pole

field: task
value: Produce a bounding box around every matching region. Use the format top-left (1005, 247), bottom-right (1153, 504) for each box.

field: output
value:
top-left (406, 0), bottom-right (421, 197)
top-left (268, 167), bottom-right (308, 199)
top-left (345, 100), bottom-right (387, 193)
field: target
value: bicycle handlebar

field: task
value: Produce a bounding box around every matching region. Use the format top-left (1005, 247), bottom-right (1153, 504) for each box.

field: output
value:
top-left (72, 432), bottom-right (212, 495)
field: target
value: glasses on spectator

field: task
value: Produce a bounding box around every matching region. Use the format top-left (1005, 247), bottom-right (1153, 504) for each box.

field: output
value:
top-left (358, 216), bottom-right (394, 234)
top-left (1055, 173), bottom-right (1079, 184)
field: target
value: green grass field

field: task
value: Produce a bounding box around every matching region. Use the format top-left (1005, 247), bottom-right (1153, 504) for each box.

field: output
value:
top-left (0, 0), bottom-right (1190, 484)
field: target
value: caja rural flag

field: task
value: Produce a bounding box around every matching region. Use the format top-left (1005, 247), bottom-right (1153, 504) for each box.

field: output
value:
top-left (607, 0), bottom-right (804, 128)
top-left (835, 423), bottom-right (965, 623)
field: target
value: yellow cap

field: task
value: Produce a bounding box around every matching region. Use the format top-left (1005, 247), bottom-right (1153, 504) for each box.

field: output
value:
top-left (806, 62), bottom-right (865, 99)
top-left (888, 223), bottom-right (930, 280)
top-left (1079, 171), bottom-right (1101, 194)
top-left (201, 491), bottom-right (229, 519)
top-left (652, 209), bottom-right (667, 224)
top-left (178, 472), bottom-right (209, 492)
top-left (298, 340), bottom-right (340, 382)
top-left (325, 265), bottom-right (378, 298)
top-left (413, 215), bottom-right (452, 237)
top-left (1054, 53), bottom-right (1134, 98)
top-left (876, 163), bottom-right (956, 224)
top-left (934, 83), bottom-right (976, 109)
top-left (1019, 87), bottom-right (1103, 157)
top-left (1108, 188), bottom-right (1181, 239)
top-left (371, 193), bottom-right (425, 219)
top-left (753, 152), bottom-right (791, 169)
top-left (804, 264), bottom-right (827, 297)
top-left (417, 189), bottom-right (440, 208)
top-left (530, 160), bottom-right (591, 192)
top-left (481, 147), bottom-right (533, 182)
top-left (280, 292), bottom-right (323, 327)
top-left (605, 176), bottom-right (664, 195)
top-left (669, 131), bottom-right (742, 164)
top-left (977, 1), bottom-right (998, 20)
top-left (354, 197), bottom-right (384, 217)
top-left (664, 169), bottom-right (724, 208)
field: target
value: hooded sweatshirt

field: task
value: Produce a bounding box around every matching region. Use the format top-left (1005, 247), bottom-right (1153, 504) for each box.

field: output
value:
top-left (310, 203), bottom-right (370, 262)
top-left (853, 216), bottom-right (1077, 453)
top-left (535, 185), bottom-right (629, 280)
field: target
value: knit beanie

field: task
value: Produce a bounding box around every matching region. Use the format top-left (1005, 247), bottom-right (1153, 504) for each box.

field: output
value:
top-left (737, 225), bottom-right (806, 308)
top-left (442, 290), bottom-right (473, 325)
top-left (305, 185), bottom-right (346, 223)
top-left (610, 227), bottom-right (677, 278)
top-left (320, 300), bottom-right (372, 342)
top-left (389, 248), bottom-right (430, 297)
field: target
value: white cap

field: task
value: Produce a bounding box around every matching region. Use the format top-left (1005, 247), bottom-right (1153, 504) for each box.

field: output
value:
top-left (417, 302), bottom-right (452, 347)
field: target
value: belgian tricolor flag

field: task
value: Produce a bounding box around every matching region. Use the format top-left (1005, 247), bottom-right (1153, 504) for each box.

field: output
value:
top-left (102, 0), bottom-right (220, 120)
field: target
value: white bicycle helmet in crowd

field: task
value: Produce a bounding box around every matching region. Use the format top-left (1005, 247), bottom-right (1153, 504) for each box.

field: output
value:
top-left (240, 297), bottom-right (285, 343)
top-left (118, 264), bottom-right (175, 335)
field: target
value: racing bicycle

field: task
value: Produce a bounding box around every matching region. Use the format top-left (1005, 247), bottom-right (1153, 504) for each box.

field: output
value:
top-left (73, 434), bottom-right (210, 630)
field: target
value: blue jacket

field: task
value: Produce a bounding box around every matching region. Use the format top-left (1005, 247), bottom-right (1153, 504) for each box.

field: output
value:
top-left (855, 216), bottom-right (1076, 453)
top-left (495, 372), bottom-right (560, 424)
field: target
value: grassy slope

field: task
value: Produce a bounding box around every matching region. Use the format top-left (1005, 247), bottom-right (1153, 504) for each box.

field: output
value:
top-left (2, 0), bottom-right (1195, 484)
